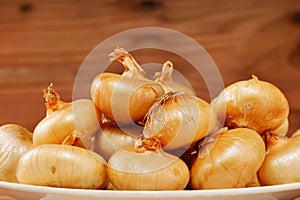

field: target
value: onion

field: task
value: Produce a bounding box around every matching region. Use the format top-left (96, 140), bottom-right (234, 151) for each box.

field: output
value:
top-left (0, 124), bottom-right (32, 182)
top-left (143, 92), bottom-right (218, 150)
top-left (190, 128), bottom-right (265, 189)
top-left (90, 47), bottom-right (164, 126)
top-left (107, 138), bottom-right (190, 190)
top-left (258, 133), bottom-right (300, 185)
top-left (33, 83), bottom-right (99, 149)
top-left (16, 144), bottom-right (107, 189)
top-left (94, 121), bottom-right (141, 161)
top-left (211, 75), bottom-right (289, 134)
top-left (154, 60), bottom-right (195, 95)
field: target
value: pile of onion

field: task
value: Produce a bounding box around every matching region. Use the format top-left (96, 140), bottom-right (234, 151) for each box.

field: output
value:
top-left (1, 47), bottom-right (300, 192)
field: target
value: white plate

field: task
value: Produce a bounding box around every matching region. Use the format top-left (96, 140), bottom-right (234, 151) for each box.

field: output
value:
top-left (1, 181), bottom-right (300, 200)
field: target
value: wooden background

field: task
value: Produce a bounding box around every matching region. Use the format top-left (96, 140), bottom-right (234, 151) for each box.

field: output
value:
top-left (0, 0), bottom-right (299, 134)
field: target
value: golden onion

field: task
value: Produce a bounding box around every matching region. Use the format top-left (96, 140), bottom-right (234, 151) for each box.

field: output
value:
top-left (107, 138), bottom-right (190, 190)
top-left (0, 124), bottom-right (32, 182)
top-left (90, 47), bottom-right (164, 125)
top-left (16, 144), bottom-right (107, 189)
top-left (143, 92), bottom-right (218, 150)
top-left (33, 83), bottom-right (99, 149)
top-left (211, 75), bottom-right (289, 134)
top-left (258, 133), bottom-right (300, 185)
top-left (190, 128), bottom-right (265, 189)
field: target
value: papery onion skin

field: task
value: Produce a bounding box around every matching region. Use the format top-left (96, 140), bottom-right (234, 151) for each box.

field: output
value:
top-left (258, 134), bottom-right (300, 185)
top-left (107, 147), bottom-right (190, 190)
top-left (90, 73), bottom-right (164, 125)
top-left (0, 124), bottom-right (32, 182)
top-left (94, 122), bottom-right (141, 161)
top-left (211, 76), bottom-right (289, 134)
top-left (190, 128), bottom-right (265, 189)
top-left (33, 98), bottom-right (99, 148)
top-left (143, 92), bottom-right (218, 150)
top-left (154, 61), bottom-right (195, 96)
top-left (16, 144), bottom-right (107, 189)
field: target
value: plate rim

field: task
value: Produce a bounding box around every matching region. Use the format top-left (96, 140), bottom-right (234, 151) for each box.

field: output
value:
top-left (1, 181), bottom-right (300, 198)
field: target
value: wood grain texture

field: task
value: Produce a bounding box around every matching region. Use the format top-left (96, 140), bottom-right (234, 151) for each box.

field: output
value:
top-left (0, 0), bottom-right (299, 134)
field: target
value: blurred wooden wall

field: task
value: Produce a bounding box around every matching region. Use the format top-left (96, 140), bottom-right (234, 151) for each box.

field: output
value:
top-left (0, 0), bottom-right (299, 134)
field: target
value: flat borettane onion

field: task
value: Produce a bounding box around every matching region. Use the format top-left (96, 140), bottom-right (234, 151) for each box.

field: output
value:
top-left (0, 124), bottom-right (33, 183)
top-left (143, 92), bottom-right (217, 151)
top-left (33, 83), bottom-right (99, 149)
top-left (16, 144), bottom-right (107, 189)
top-left (107, 138), bottom-right (190, 190)
top-left (258, 133), bottom-right (300, 185)
top-left (91, 47), bottom-right (164, 126)
top-left (154, 60), bottom-right (195, 95)
top-left (143, 92), bottom-right (199, 150)
top-left (211, 75), bottom-right (289, 134)
top-left (190, 128), bottom-right (265, 189)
